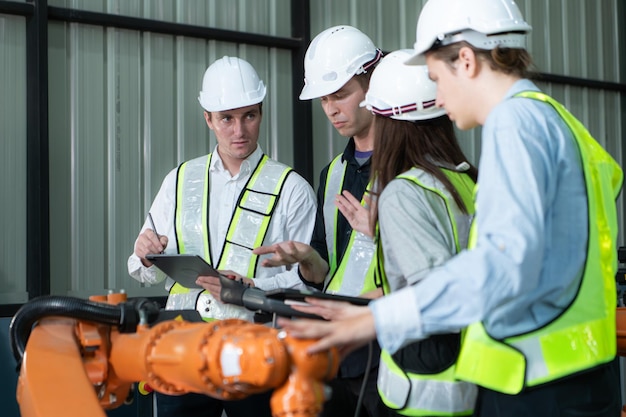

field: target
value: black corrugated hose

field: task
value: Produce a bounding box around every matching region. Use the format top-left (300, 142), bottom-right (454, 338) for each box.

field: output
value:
top-left (9, 295), bottom-right (160, 368)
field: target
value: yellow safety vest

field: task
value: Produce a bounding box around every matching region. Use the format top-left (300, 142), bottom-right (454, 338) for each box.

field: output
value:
top-left (323, 154), bottom-right (378, 295)
top-left (455, 91), bottom-right (624, 394)
top-left (167, 153), bottom-right (292, 321)
top-left (376, 168), bottom-right (477, 416)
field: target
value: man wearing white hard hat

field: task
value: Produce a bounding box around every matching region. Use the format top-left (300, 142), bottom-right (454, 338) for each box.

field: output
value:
top-left (277, 1), bottom-right (623, 416)
top-left (128, 56), bottom-right (316, 417)
top-left (254, 25), bottom-right (393, 417)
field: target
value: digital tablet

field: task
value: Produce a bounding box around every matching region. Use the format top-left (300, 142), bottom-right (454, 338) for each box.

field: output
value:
top-left (146, 254), bottom-right (221, 289)
top-left (264, 288), bottom-right (371, 306)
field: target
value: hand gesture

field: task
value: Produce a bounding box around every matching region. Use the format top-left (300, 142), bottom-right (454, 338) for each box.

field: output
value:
top-left (253, 241), bottom-right (328, 284)
top-left (253, 241), bottom-right (313, 268)
top-left (335, 190), bottom-right (374, 237)
top-left (277, 298), bottom-right (376, 358)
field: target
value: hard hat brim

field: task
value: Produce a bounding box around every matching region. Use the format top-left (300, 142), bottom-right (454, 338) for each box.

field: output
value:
top-left (299, 76), bottom-right (350, 101)
top-left (405, 51), bottom-right (426, 66)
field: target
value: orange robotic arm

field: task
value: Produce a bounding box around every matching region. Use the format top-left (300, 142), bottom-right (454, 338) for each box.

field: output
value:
top-left (12, 293), bottom-right (339, 417)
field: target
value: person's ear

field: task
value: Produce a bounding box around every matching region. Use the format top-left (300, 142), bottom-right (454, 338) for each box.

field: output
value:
top-left (457, 46), bottom-right (479, 78)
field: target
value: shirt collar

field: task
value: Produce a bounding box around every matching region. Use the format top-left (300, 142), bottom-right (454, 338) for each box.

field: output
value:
top-left (341, 137), bottom-right (357, 163)
top-left (341, 137), bottom-right (372, 168)
top-left (209, 145), bottom-right (264, 177)
top-left (503, 78), bottom-right (540, 100)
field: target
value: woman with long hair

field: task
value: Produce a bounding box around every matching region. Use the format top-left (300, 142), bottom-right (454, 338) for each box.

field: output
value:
top-left (337, 49), bottom-right (479, 416)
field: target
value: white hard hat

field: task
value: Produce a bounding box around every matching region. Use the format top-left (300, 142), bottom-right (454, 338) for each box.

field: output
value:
top-left (406, 0), bottom-right (532, 65)
top-left (299, 25), bottom-right (382, 100)
top-left (198, 56), bottom-right (266, 111)
top-left (361, 49), bottom-right (445, 121)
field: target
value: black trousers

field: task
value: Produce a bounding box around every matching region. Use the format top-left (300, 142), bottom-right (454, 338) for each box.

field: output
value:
top-left (320, 367), bottom-right (397, 417)
top-left (474, 361), bottom-right (621, 417)
top-left (155, 390), bottom-right (272, 417)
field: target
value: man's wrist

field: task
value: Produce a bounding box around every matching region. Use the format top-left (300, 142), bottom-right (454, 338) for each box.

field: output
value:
top-left (298, 266), bottom-right (323, 290)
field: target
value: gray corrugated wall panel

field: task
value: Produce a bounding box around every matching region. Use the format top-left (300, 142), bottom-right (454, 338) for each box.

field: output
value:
top-left (108, 0), bottom-right (142, 16)
top-left (352, 0), bottom-right (379, 42)
top-left (238, 0), bottom-right (269, 34)
top-left (49, 21), bottom-right (72, 296)
top-left (176, 37), bottom-right (210, 162)
top-left (142, 31), bottom-right (177, 196)
top-left (48, 0), bottom-right (106, 12)
top-left (206, 1), bottom-right (236, 30)
top-left (144, 0), bottom-right (176, 22)
top-left (106, 28), bottom-right (144, 292)
top-left (267, 49), bottom-right (295, 166)
top-left (70, 23), bottom-right (107, 294)
top-left (49, 0), bottom-right (292, 37)
top-left (377, 0), bottom-right (420, 52)
top-left (0, 14), bottom-right (28, 304)
top-left (176, 0), bottom-right (210, 27)
top-left (518, 0), bottom-right (621, 83)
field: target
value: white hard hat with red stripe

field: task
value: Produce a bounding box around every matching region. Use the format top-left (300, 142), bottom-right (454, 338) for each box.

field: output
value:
top-left (361, 49), bottom-right (445, 122)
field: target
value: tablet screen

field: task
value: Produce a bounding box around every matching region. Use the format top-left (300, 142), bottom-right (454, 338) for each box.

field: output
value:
top-left (264, 288), bottom-right (371, 306)
top-left (146, 254), bottom-right (220, 289)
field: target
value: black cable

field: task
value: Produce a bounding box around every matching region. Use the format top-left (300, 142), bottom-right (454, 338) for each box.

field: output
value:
top-left (9, 295), bottom-right (121, 364)
top-left (354, 341), bottom-right (374, 417)
top-left (9, 295), bottom-right (160, 366)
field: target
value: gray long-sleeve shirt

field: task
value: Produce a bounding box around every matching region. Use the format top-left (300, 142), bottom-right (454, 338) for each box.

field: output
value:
top-left (378, 167), bottom-right (473, 294)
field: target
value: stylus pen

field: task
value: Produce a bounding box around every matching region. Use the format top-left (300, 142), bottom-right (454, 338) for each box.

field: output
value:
top-left (148, 212), bottom-right (160, 238)
top-left (147, 212), bottom-right (164, 253)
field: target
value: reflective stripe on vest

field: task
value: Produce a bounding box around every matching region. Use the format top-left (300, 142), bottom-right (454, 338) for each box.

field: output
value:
top-left (376, 168), bottom-right (477, 416)
top-left (455, 91), bottom-right (624, 394)
top-left (378, 350), bottom-right (476, 416)
top-left (166, 153), bottom-right (292, 321)
top-left (323, 154), bottom-right (377, 295)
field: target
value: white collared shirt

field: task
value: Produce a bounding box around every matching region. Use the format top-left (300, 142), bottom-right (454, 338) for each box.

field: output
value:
top-left (128, 145), bottom-right (317, 291)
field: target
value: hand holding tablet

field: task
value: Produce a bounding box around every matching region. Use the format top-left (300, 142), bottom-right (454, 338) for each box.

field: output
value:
top-left (145, 254), bottom-right (221, 289)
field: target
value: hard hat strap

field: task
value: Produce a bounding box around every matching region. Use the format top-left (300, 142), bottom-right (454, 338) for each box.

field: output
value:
top-left (369, 99), bottom-right (436, 117)
top-left (357, 48), bottom-right (384, 75)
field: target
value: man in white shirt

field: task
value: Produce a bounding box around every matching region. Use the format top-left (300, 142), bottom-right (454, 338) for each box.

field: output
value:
top-left (127, 56), bottom-right (316, 417)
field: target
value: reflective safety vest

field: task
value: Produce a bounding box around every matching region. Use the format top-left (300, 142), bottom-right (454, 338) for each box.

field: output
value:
top-left (166, 153), bottom-right (293, 321)
top-left (376, 168), bottom-right (477, 416)
top-left (455, 91), bottom-right (624, 395)
top-left (323, 154), bottom-right (377, 296)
